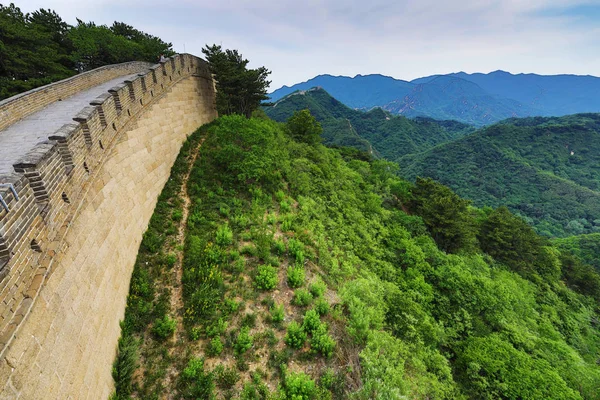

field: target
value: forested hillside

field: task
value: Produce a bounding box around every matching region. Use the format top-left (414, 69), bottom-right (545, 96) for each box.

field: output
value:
top-left (113, 113), bottom-right (600, 400)
top-left (401, 114), bottom-right (600, 237)
top-left (265, 88), bottom-right (474, 159)
top-left (0, 4), bottom-right (172, 100)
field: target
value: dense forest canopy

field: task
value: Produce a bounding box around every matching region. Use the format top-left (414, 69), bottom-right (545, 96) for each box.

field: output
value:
top-left (0, 3), bottom-right (173, 100)
top-left (401, 114), bottom-right (600, 237)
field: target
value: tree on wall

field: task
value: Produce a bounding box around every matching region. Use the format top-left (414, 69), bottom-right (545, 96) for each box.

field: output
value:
top-left (202, 44), bottom-right (271, 118)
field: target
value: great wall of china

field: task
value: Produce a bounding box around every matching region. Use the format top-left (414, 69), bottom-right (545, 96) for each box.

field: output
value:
top-left (0, 53), bottom-right (217, 398)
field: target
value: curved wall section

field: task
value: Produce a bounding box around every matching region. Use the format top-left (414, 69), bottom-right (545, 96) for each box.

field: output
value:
top-left (0, 54), bottom-right (217, 398)
top-left (0, 61), bottom-right (153, 132)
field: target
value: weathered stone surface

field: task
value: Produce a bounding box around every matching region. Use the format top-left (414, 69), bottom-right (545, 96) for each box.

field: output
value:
top-left (0, 53), bottom-right (217, 399)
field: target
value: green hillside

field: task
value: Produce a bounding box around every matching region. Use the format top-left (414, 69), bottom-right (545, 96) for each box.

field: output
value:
top-left (264, 88), bottom-right (474, 160)
top-left (112, 114), bottom-right (600, 400)
top-left (401, 114), bottom-right (600, 237)
top-left (554, 233), bottom-right (600, 272)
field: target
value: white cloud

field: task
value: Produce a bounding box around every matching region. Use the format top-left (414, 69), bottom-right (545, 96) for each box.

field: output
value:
top-left (12, 0), bottom-right (600, 89)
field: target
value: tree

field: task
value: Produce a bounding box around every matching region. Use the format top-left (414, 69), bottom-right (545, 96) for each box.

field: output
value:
top-left (202, 44), bottom-right (271, 118)
top-left (410, 177), bottom-right (478, 253)
top-left (286, 109), bottom-right (322, 145)
top-left (479, 206), bottom-right (560, 283)
top-left (0, 3), bottom-right (74, 99)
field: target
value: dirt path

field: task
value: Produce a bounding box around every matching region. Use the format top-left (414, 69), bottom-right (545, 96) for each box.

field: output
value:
top-left (163, 138), bottom-right (204, 397)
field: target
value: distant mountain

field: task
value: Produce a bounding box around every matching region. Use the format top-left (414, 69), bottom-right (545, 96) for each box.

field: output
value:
top-left (443, 71), bottom-right (600, 116)
top-left (269, 74), bottom-right (413, 110)
top-left (264, 88), bottom-right (474, 160)
top-left (401, 114), bottom-right (600, 237)
top-left (270, 71), bottom-right (600, 126)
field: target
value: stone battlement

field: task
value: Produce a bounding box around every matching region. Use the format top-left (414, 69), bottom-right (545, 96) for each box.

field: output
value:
top-left (0, 53), bottom-right (217, 397)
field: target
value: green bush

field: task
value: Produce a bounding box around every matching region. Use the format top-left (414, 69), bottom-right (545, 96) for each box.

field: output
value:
top-left (234, 326), bottom-right (253, 355)
top-left (313, 299), bottom-right (330, 316)
top-left (280, 214), bottom-right (295, 232)
top-left (216, 224), bottom-right (234, 246)
top-left (310, 324), bottom-right (335, 358)
top-left (282, 371), bottom-right (317, 399)
top-left (112, 335), bottom-right (138, 398)
top-left (255, 264), bottom-right (279, 290)
top-left (151, 315), bottom-right (176, 340)
top-left (308, 278), bottom-right (327, 297)
top-left (284, 321), bottom-right (307, 349)
top-left (270, 303), bottom-right (285, 324)
top-left (287, 266), bottom-right (305, 288)
top-left (215, 365), bottom-right (240, 389)
top-left (165, 253), bottom-right (178, 268)
top-left (302, 309), bottom-right (322, 334)
top-left (288, 238), bottom-right (305, 262)
top-left (206, 318), bottom-right (228, 338)
top-left (292, 289), bottom-right (313, 307)
top-left (207, 336), bottom-right (224, 356)
top-left (241, 313), bottom-right (257, 328)
top-left (172, 209), bottom-right (183, 221)
top-left (275, 190), bottom-right (286, 202)
top-left (280, 200), bottom-right (291, 213)
top-left (273, 239), bottom-right (286, 255)
top-left (180, 357), bottom-right (215, 399)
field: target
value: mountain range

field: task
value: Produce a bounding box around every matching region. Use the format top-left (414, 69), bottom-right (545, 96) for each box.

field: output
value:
top-left (264, 89), bottom-right (600, 237)
top-left (269, 71), bottom-right (600, 126)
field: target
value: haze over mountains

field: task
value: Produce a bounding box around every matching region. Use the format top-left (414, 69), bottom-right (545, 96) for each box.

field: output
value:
top-left (269, 71), bottom-right (600, 126)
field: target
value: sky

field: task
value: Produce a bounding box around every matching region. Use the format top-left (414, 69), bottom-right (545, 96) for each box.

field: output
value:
top-left (12, 0), bottom-right (600, 90)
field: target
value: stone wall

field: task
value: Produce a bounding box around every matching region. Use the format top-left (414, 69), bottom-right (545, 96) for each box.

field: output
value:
top-left (0, 54), bottom-right (217, 398)
top-left (0, 61), bottom-right (153, 132)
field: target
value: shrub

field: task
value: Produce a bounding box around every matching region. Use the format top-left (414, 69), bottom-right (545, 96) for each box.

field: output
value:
top-left (310, 324), bottom-right (335, 358)
top-left (255, 264), bottom-right (279, 290)
top-left (241, 313), bottom-right (257, 328)
top-left (165, 253), bottom-right (178, 268)
top-left (275, 190), bottom-right (286, 202)
top-left (281, 214), bottom-right (294, 232)
top-left (215, 365), bottom-right (240, 389)
top-left (270, 303), bottom-right (285, 324)
top-left (287, 266), bottom-right (305, 288)
top-left (206, 318), bottom-right (228, 337)
top-left (302, 309), bottom-right (322, 334)
top-left (181, 357), bottom-right (215, 399)
top-left (112, 335), bottom-right (138, 398)
top-left (273, 239), bottom-right (286, 255)
top-left (314, 299), bottom-right (330, 316)
top-left (282, 371), bottom-right (317, 399)
top-left (267, 212), bottom-right (277, 225)
top-left (241, 244), bottom-right (258, 257)
top-left (288, 239), bottom-right (305, 262)
top-left (284, 321), bottom-right (307, 349)
top-left (216, 224), bottom-right (233, 246)
top-left (234, 326), bottom-right (253, 355)
top-left (172, 209), bottom-right (183, 221)
top-left (292, 289), bottom-right (313, 307)
top-left (280, 200), bottom-right (291, 213)
top-left (308, 278), bottom-right (327, 298)
top-left (207, 337), bottom-right (224, 356)
top-left (151, 315), bottom-right (176, 340)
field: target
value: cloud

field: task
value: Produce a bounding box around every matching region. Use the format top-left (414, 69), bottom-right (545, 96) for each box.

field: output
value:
top-left (13, 0), bottom-right (600, 89)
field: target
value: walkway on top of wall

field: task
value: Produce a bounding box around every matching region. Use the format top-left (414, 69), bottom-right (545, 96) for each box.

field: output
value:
top-left (0, 73), bottom-right (139, 174)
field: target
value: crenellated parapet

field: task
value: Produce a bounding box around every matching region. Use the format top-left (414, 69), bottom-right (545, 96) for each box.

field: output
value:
top-left (0, 53), bottom-right (216, 355)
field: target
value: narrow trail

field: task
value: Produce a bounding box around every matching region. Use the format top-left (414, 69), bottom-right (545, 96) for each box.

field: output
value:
top-left (163, 138), bottom-right (204, 397)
